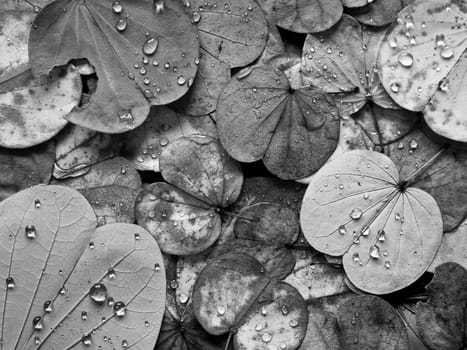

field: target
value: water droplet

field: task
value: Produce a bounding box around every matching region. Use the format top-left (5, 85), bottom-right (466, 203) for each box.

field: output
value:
top-left (338, 225), bottom-right (346, 235)
top-left (255, 324), bottom-right (263, 331)
top-left (154, 0), bottom-right (165, 13)
top-left (409, 139), bottom-right (418, 150)
top-left (435, 34), bottom-right (445, 48)
top-left (177, 76), bottom-right (186, 85)
top-left (143, 38), bottom-right (159, 56)
top-left (361, 225), bottom-right (370, 237)
top-left (116, 18), bottom-right (127, 32)
top-left (384, 261), bottom-right (391, 269)
top-left (122, 339), bottom-right (129, 348)
top-left (216, 305), bottom-right (226, 316)
top-left (119, 112), bottom-right (134, 127)
top-left (169, 279), bottom-right (178, 289)
top-left (44, 300), bottom-right (52, 313)
top-left (370, 245), bottom-right (380, 259)
top-left (440, 45), bottom-right (454, 59)
top-left (262, 332), bottom-right (272, 343)
top-left (192, 11), bottom-right (201, 23)
top-left (395, 213), bottom-right (401, 221)
top-left (34, 199), bottom-right (41, 208)
top-left (114, 301), bottom-right (126, 317)
top-left (89, 241), bottom-right (95, 249)
top-left (388, 36), bottom-right (398, 49)
top-left (81, 311), bottom-right (88, 320)
top-left (398, 52), bottom-right (413, 67)
top-left (107, 268), bottom-right (116, 280)
top-left (378, 230), bottom-right (386, 242)
top-left (159, 138), bottom-right (169, 146)
top-left (390, 83), bottom-right (400, 93)
top-left (353, 253), bottom-right (360, 263)
top-left (339, 184), bottom-right (344, 190)
top-left (439, 79), bottom-right (449, 92)
top-left (349, 208), bottom-right (362, 220)
top-left (289, 319), bottom-right (298, 328)
top-left (25, 225), bottom-right (36, 239)
top-left (33, 316), bottom-right (43, 331)
top-left (107, 297), bottom-right (115, 307)
top-left (34, 336), bottom-right (40, 345)
top-left (154, 263), bottom-right (161, 272)
top-left (261, 306), bottom-right (267, 316)
top-left (281, 305), bottom-right (289, 315)
top-left (179, 293), bottom-right (189, 304)
top-left (112, 1), bottom-right (123, 13)
top-left (89, 283), bottom-right (107, 304)
top-left (82, 334), bottom-right (92, 346)
top-left (6, 277), bottom-right (15, 289)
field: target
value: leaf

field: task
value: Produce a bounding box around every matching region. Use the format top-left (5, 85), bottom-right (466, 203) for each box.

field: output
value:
top-left (256, 24), bottom-right (285, 65)
top-left (351, 0), bottom-right (404, 26)
top-left (260, 0), bottom-right (343, 34)
top-left (415, 262), bottom-right (467, 350)
top-left (53, 157), bottom-right (142, 225)
top-left (0, 185), bottom-right (96, 349)
top-left (171, 48), bottom-right (231, 116)
top-left (121, 106), bottom-right (217, 172)
top-left (301, 295), bottom-right (410, 349)
top-left (29, 0), bottom-right (200, 133)
top-left (377, 0), bottom-right (467, 143)
top-left (0, 66), bottom-right (82, 148)
top-left (217, 65), bottom-right (340, 180)
top-left (302, 15), bottom-right (399, 117)
top-left (0, 141), bottom-right (54, 201)
top-left (300, 150), bottom-right (443, 294)
top-left (184, 0), bottom-right (268, 68)
top-left (429, 219), bottom-right (467, 272)
top-left (192, 252), bottom-right (308, 350)
top-left (54, 123), bottom-right (123, 179)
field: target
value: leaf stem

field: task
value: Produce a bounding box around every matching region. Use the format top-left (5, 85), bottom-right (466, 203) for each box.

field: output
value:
top-left (224, 331), bottom-right (233, 350)
top-left (221, 210), bottom-right (254, 221)
top-left (404, 147), bottom-right (447, 187)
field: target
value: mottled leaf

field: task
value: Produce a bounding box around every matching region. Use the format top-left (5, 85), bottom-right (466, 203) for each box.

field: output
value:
top-left (217, 65), bottom-right (340, 180)
top-left (29, 0), bottom-right (199, 133)
top-left (121, 107), bottom-right (217, 172)
top-left (300, 150), bottom-right (443, 294)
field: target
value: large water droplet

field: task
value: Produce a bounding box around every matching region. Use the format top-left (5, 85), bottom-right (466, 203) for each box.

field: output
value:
top-left (439, 79), bottom-right (449, 92)
top-left (122, 340), bottom-right (129, 349)
top-left (390, 82), bottom-right (400, 93)
top-left (384, 261), bottom-right (391, 269)
top-left (398, 52), bottom-right (413, 67)
top-left (82, 334), bottom-right (92, 346)
top-left (177, 76), bottom-right (186, 85)
top-left (154, 0), bottom-right (165, 13)
top-left (44, 300), bottom-right (52, 313)
top-left (261, 306), bottom-right (267, 316)
top-left (435, 34), bottom-right (445, 48)
top-left (369, 245), bottom-right (380, 259)
top-left (361, 225), bottom-right (370, 237)
top-left (81, 311), bottom-right (88, 320)
top-left (112, 1), bottom-right (123, 13)
top-left (289, 319), bottom-right (298, 328)
top-left (116, 18), bottom-right (127, 32)
top-left (192, 11), bottom-right (201, 23)
top-left (179, 293), bottom-right (189, 304)
top-left (89, 283), bottom-right (107, 304)
top-left (440, 45), bottom-right (454, 59)
top-left (216, 305), bottom-right (226, 316)
top-left (34, 199), bottom-right (41, 208)
top-left (378, 230), bottom-right (386, 242)
top-left (32, 316), bottom-right (43, 331)
top-left (107, 268), bottom-right (116, 280)
top-left (349, 208), bottom-right (362, 220)
top-left (143, 38), bottom-right (158, 56)
top-left (338, 225), bottom-right (346, 235)
top-left (262, 332), bottom-right (272, 343)
top-left (25, 225), bottom-right (36, 239)
top-left (6, 277), bottom-right (15, 289)
top-left (388, 36), bottom-right (398, 49)
top-left (119, 112), bottom-right (134, 127)
top-left (409, 139), bottom-right (418, 150)
top-left (114, 301), bottom-right (126, 317)
top-left (352, 253), bottom-right (360, 263)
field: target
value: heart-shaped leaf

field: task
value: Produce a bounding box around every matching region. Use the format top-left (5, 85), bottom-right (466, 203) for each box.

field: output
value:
top-left (121, 107), bottom-right (217, 172)
top-left (0, 66), bottom-right (82, 148)
top-left (53, 157), bottom-right (142, 225)
top-left (0, 141), bottom-right (54, 201)
top-left (29, 0), bottom-right (200, 133)
top-left (136, 135), bottom-right (243, 255)
top-left (377, 0), bottom-right (467, 144)
top-left (193, 252), bottom-right (308, 350)
top-left (301, 295), bottom-right (410, 349)
top-left (54, 124), bottom-right (123, 179)
top-left (217, 65), bottom-right (340, 180)
top-left (350, 0), bottom-right (404, 26)
top-left (416, 262), bottom-right (467, 350)
top-left (300, 150), bottom-right (443, 294)
top-left (302, 15), bottom-right (398, 117)
top-left (259, 0), bottom-right (343, 34)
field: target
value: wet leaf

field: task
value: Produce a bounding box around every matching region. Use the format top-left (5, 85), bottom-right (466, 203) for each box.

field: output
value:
top-left (0, 185), bottom-right (97, 349)
top-left (53, 157), bottom-right (142, 225)
top-left (378, 0), bottom-right (467, 143)
top-left (416, 262), bottom-right (467, 350)
top-left (300, 150), bottom-right (443, 294)
top-left (0, 66), bottom-right (81, 148)
top-left (184, 0), bottom-right (268, 68)
top-left (301, 295), bottom-right (410, 349)
top-left (256, 24), bottom-right (285, 65)
top-left (0, 141), bottom-right (54, 201)
top-left (136, 135), bottom-right (243, 255)
top-left (54, 123), bottom-right (123, 179)
top-left (353, 0), bottom-right (404, 26)
top-left (192, 252), bottom-right (308, 350)
top-left (121, 107), bottom-right (217, 172)
top-left (217, 65), bottom-right (340, 180)
top-left (172, 48), bottom-right (230, 116)
top-left (260, 0), bottom-right (343, 34)
top-left (302, 15), bottom-right (398, 117)
top-left (29, 0), bottom-right (199, 133)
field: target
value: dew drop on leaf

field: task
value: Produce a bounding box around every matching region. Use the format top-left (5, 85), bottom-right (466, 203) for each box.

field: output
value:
top-left (439, 79), bottom-right (449, 92)
top-left (32, 316), bottom-right (43, 331)
top-left (353, 253), bottom-right (360, 263)
top-left (192, 11), bottom-right (201, 23)
top-left (177, 76), bottom-right (186, 85)
top-left (143, 38), bottom-right (159, 56)
top-left (440, 45), bottom-right (454, 59)
top-left (81, 311), bottom-right (88, 320)
top-left (112, 1), bottom-right (123, 14)
top-left (25, 225), bottom-right (37, 239)
top-left (154, 0), bottom-right (165, 13)
top-left (122, 339), bottom-right (129, 348)
top-left (6, 277), bottom-right (15, 289)
top-left (34, 336), bottom-right (40, 345)
top-left (361, 225), bottom-right (370, 236)
top-left (398, 52), bottom-right (413, 67)
top-left (385, 261), bottom-right (391, 269)
top-left (409, 139), bottom-right (418, 150)
top-left (34, 199), bottom-right (41, 208)
top-left (370, 245), bottom-right (380, 259)
top-left (378, 230), bottom-right (386, 242)
top-left (349, 208), bottom-right (363, 220)
top-left (262, 332), bottom-right (272, 343)
top-left (338, 225), bottom-right (347, 235)
top-left (435, 34), bottom-right (445, 47)
top-left (107, 268), bottom-right (116, 280)
top-left (115, 18), bottom-right (127, 32)
top-left (281, 305), bottom-right (289, 315)
top-left (390, 83), bottom-right (400, 93)
top-left (82, 334), bottom-right (92, 346)
top-left (261, 306), bottom-right (267, 316)
top-left (89, 283), bottom-right (107, 304)
top-left (114, 301), bottom-right (126, 317)
top-left (388, 36), bottom-right (398, 49)
top-left (289, 319), bottom-right (298, 328)
top-left (154, 263), bottom-right (161, 272)
top-left (107, 297), bottom-right (115, 307)
top-left (89, 241), bottom-right (95, 249)
top-left (216, 305), bottom-right (226, 316)
top-left (255, 324), bottom-right (263, 331)
top-left (44, 300), bottom-right (52, 313)
top-left (159, 138), bottom-right (169, 146)
top-left (179, 293), bottom-right (189, 304)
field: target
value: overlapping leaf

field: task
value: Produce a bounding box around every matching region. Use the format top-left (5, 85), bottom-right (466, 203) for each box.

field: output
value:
top-left (378, 0), bottom-right (467, 144)
top-left (347, 0), bottom-right (404, 26)
top-left (217, 65), bottom-right (340, 180)
top-left (135, 135), bottom-right (243, 255)
top-left (29, 0), bottom-right (200, 133)
top-left (300, 150), bottom-right (443, 294)
top-left (429, 219), bottom-right (467, 271)
top-left (302, 15), bottom-right (399, 117)
top-left (193, 252), bottom-right (308, 350)
top-left (122, 106), bottom-right (217, 172)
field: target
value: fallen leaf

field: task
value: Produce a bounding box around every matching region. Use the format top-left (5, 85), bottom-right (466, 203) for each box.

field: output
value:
top-left (217, 65), bottom-right (340, 180)
top-left (352, 0), bottom-right (404, 26)
top-left (416, 262), bottom-right (467, 350)
top-left (29, 0), bottom-right (200, 133)
top-left (302, 15), bottom-right (399, 117)
top-left (192, 252), bottom-right (308, 350)
top-left (0, 66), bottom-right (82, 148)
top-left (53, 157), bottom-right (142, 225)
top-left (300, 150), bottom-right (443, 294)
top-left (0, 141), bottom-right (54, 201)
top-left (121, 107), bottom-right (217, 172)
top-left (378, 0), bottom-right (467, 143)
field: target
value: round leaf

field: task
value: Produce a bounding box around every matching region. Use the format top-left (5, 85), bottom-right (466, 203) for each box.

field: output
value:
top-left (353, 0), bottom-right (404, 26)
top-left (217, 65), bottom-right (340, 180)
top-left (160, 135), bottom-right (243, 207)
top-left (29, 0), bottom-right (200, 133)
top-left (300, 150), bottom-right (443, 294)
